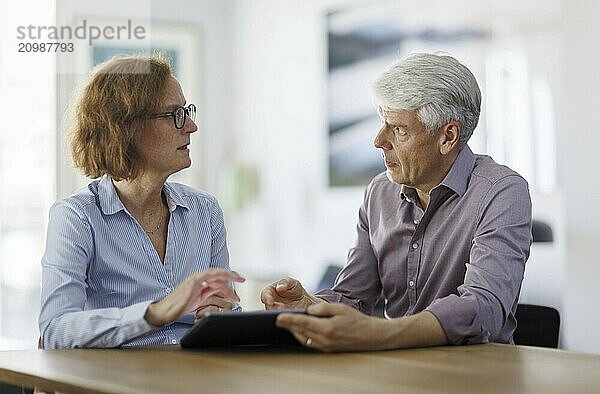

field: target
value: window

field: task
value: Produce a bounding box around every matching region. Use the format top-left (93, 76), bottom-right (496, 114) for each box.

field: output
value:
top-left (0, 1), bottom-right (55, 350)
top-left (485, 49), bottom-right (557, 193)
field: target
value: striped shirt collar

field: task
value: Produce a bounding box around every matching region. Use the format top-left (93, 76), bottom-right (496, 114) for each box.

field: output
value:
top-left (97, 175), bottom-right (190, 215)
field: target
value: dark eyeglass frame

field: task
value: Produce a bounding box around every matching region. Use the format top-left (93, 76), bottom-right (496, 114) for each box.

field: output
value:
top-left (147, 104), bottom-right (197, 129)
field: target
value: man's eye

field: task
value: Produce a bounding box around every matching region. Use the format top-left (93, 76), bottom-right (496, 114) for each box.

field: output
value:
top-left (393, 126), bottom-right (403, 134)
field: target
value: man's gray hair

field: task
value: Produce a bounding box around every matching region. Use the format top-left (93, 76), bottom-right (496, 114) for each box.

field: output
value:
top-left (372, 53), bottom-right (481, 148)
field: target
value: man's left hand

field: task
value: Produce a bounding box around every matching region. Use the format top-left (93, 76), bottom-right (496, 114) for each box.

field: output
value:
top-left (276, 303), bottom-right (391, 352)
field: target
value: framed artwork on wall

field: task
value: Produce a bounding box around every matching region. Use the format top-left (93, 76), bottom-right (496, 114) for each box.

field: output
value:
top-left (326, 2), bottom-right (488, 187)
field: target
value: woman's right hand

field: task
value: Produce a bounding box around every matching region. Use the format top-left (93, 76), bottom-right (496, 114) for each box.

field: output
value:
top-left (144, 269), bottom-right (245, 327)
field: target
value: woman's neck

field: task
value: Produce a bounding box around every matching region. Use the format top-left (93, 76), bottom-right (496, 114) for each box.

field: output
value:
top-left (112, 174), bottom-right (167, 215)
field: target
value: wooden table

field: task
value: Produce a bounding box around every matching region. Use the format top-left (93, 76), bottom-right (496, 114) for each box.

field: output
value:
top-left (1, 343), bottom-right (599, 393)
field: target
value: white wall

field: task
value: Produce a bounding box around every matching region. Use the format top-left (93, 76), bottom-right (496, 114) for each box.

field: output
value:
top-left (226, 0), bottom-right (364, 291)
top-left (559, 0), bottom-right (600, 353)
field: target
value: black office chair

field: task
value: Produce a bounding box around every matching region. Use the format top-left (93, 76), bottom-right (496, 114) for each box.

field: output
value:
top-left (0, 382), bottom-right (33, 394)
top-left (513, 304), bottom-right (560, 348)
top-left (515, 220), bottom-right (559, 347)
top-left (532, 219), bottom-right (553, 243)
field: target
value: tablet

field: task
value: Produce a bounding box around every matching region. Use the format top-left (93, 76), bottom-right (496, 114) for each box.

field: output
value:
top-left (180, 309), bottom-right (307, 348)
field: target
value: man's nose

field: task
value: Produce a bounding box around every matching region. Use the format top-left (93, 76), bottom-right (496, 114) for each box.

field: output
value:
top-left (374, 128), bottom-right (392, 150)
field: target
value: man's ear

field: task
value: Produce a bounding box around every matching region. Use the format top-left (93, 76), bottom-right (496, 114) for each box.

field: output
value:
top-left (439, 121), bottom-right (461, 155)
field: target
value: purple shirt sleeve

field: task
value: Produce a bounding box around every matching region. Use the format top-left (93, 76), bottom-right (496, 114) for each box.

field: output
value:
top-left (426, 176), bottom-right (532, 344)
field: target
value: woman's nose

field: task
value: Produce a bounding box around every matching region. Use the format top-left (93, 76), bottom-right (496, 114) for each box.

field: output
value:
top-left (184, 118), bottom-right (198, 134)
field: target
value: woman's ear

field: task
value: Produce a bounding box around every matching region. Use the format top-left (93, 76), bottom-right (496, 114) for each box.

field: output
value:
top-left (439, 121), bottom-right (461, 155)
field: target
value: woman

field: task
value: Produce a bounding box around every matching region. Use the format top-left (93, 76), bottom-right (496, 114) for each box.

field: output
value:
top-left (39, 55), bottom-right (244, 349)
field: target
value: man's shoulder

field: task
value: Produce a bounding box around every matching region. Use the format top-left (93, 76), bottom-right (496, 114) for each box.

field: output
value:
top-left (471, 154), bottom-right (528, 187)
top-left (370, 171), bottom-right (390, 186)
top-left (364, 172), bottom-right (404, 204)
top-left (368, 172), bottom-right (401, 192)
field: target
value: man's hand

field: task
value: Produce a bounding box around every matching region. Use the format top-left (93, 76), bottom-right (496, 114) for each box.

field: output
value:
top-left (276, 303), bottom-right (390, 352)
top-left (145, 269), bottom-right (245, 327)
top-left (276, 303), bottom-right (448, 352)
top-left (260, 277), bottom-right (323, 310)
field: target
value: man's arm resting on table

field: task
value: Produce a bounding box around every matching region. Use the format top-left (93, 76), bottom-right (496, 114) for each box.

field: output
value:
top-left (383, 311), bottom-right (448, 349)
top-left (276, 303), bottom-right (447, 352)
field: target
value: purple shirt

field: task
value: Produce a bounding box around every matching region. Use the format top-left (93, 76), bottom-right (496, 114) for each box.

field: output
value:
top-left (317, 146), bottom-right (532, 345)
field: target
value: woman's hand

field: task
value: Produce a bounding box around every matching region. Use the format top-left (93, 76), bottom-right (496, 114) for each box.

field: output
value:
top-left (144, 269), bottom-right (245, 327)
top-left (194, 294), bottom-right (237, 319)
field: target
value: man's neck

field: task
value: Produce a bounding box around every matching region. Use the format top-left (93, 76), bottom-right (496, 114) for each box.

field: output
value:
top-left (415, 190), bottom-right (430, 211)
top-left (413, 150), bottom-right (460, 210)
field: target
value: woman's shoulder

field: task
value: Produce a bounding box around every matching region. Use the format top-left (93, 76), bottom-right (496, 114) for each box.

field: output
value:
top-left (52, 180), bottom-right (102, 214)
top-left (46, 180), bottom-right (105, 229)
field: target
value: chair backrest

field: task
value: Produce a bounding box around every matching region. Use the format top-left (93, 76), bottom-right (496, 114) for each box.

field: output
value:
top-left (514, 303), bottom-right (560, 348)
top-left (532, 219), bottom-right (553, 243)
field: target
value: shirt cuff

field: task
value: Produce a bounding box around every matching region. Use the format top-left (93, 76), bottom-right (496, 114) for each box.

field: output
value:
top-left (425, 295), bottom-right (490, 345)
top-left (315, 289), bottom-right (360, 309)
top-left (125, 300), bottom-right (157, 333)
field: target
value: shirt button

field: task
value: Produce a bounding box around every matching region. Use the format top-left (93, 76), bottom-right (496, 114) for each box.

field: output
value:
top-left (413, 219), bottom-right (420, 225)
top-left (171, 339), bottom-right (178, 344)
top-left (409, 280), bottom-right (415, 287)
top-left (412, 242), bottom-right (419, 249)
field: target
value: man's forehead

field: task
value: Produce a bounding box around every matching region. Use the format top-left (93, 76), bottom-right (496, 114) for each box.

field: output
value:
top-left (377, 106), bottom-right (413, 119)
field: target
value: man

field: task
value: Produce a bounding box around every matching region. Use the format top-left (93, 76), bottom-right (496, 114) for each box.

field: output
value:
top-left (261, 53), bottom-right (532, 352)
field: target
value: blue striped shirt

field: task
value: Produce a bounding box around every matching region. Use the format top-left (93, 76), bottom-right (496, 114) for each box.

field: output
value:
top-left (39, 175), bottom-right (237, 349)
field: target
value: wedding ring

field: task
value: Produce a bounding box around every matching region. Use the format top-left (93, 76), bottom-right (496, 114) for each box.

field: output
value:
top-left (306, 337), bottom-right (312, 347)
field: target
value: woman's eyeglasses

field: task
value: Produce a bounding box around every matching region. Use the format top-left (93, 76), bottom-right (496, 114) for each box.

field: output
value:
top-left (148, 104), bottom-right (196, 129)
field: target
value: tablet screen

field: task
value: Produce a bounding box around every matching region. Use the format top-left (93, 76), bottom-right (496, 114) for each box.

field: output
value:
top-left (180, 309), bottom-right (306, 348)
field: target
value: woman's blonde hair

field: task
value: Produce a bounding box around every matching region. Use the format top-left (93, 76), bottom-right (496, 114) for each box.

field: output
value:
top-left (71, 54), bottom-right (173, 180)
